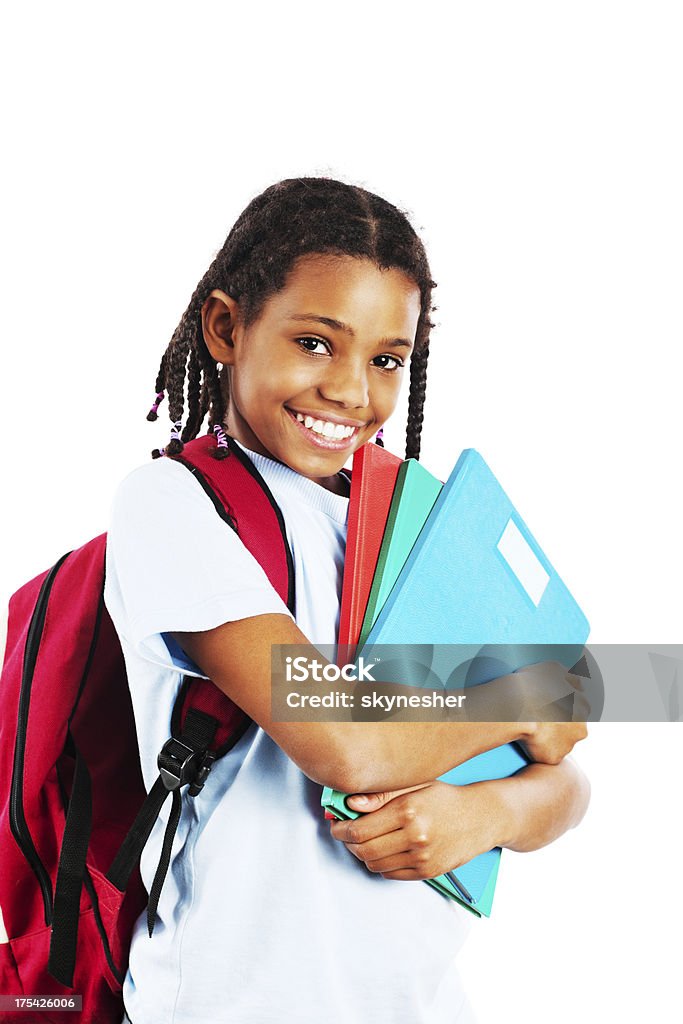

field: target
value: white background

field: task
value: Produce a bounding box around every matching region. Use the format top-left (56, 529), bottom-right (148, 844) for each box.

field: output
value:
top-left (1, 3), bottom-right (681, 1021)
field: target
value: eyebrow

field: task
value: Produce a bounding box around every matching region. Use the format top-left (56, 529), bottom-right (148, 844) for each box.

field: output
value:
top-left (286, 313), bottom-right (414, 350)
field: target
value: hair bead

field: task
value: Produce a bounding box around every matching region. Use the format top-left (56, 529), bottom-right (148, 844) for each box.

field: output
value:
top-left (374, 428), bottom-right (385, 448)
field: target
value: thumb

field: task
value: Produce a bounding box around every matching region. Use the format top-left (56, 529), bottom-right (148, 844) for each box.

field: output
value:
top-left (345, 791), bottom-right (393, 812)
top-left (346, 783), bottom-right (430, 812)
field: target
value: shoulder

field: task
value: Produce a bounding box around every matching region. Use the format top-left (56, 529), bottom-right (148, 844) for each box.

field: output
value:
top-left (107, 455), bottom-right (242, 561)
top-left (105, 454), bottom-right (293, 632)
top-left (111, 455), bottom-right (202, 507)
top-left (109, 454), bottom-right (236, 532)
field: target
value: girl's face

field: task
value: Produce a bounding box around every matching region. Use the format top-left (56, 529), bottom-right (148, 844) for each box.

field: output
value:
top-left (202, 255), bottom-right (422, 492)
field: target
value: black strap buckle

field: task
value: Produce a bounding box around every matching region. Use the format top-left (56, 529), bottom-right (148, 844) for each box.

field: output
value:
top-left (157, 738), bottom-right (218, 795)
top-left (188, 750), bottom-right (217, 796)
top-left (157, 738), bottom-right (199, 791)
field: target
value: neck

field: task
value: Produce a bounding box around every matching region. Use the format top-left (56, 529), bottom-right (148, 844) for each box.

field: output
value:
top-left (324, 471), bottom-right (350, 497)
top-left (226, 423), bottom-right (350, 497)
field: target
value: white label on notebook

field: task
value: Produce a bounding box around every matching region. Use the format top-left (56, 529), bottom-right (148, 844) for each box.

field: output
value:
top-left (497, 518), bottom-right (550, 606)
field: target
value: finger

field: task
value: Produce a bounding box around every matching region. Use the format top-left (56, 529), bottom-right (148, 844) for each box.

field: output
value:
top-left (380, 868), bottom-right (426, 881)
top-left (345, 793), bottom-right (392, 812)
top-left (566, 671), bottom-right (584, 692)
top-left (345, 782), bottom-right (432, 813)
top-left (364, 852), bottom-right (425, 875)
top-left (329, 798), bottom-right (417, 845)
top-left (572, 691), bottom-right (591, 722)
top-left (343, 831), bottom-right (413, 865)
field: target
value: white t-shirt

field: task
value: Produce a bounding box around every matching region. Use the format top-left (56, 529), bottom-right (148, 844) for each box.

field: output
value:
top-left (104, 441), bottom-right (476, 1024)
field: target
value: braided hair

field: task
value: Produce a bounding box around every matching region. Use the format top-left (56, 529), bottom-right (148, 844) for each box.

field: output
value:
top-left (148, 177), bottom-right (436, 461)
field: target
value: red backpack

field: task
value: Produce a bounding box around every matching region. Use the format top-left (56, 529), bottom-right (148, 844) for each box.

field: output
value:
top-left (0, 435), bottom-right (296, 1024)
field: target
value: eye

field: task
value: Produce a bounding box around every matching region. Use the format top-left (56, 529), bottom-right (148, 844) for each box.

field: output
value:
top-left (372, 354), bottom-right (404, 372)
top-left (295, 336), bottom-right (329, 355)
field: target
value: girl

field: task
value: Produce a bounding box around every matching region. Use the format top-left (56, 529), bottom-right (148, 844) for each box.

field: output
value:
top-left (104, 177), bottom-right (590, 1024)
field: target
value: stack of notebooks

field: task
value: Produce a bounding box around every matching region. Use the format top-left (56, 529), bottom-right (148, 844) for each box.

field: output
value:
top-left (322, 443), bottom-right (589, 918)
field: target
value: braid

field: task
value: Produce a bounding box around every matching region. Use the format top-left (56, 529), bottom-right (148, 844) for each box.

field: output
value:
top-left (146, 350), bottom-right (169, 421)
top-left (181, 347), bottom-right (202, 443)
top-left (405, 340), bottom-right (430, 462)
top-left (197, 377), bottom-right (210, 432)
top-left (164, 330), bottom-right (191, 456)
top-left (146, 177), bottom-right (437, 461)
top-left (205, 361), bottom-right (225, 432)
top-left (404, 282), bottom-right (436, 461)
top-left (154, 349), bottom-right (168, 394)
top-left (191, 337), bottom-right (224, 434)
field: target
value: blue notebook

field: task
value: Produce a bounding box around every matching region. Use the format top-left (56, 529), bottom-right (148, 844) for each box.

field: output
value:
top-left (363, 448), bottom-right (589, 650)
top-left (338, 449), bottom-right (590, 915)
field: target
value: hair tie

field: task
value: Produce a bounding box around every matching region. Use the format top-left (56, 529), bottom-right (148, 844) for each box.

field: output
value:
top-left (146, 390), bottom-right (165, 422)
top-left (165, 419), bottom-right (185, 456)
top-left (374, 428), bottom-right (385, 448)
top-left (213, 423), bottom-right (231, 460)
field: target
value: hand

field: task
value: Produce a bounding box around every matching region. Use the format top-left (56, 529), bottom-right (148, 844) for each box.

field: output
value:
top-left (512, 662), bottom-right (589, 764)
top-left (329, 780), bottom-right (504, 881)
top-left (519, 721), bottom-right (588, 764)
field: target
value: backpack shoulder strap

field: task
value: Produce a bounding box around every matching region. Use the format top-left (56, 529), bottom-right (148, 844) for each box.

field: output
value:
top-left (170, 433), bottom-right (295, 613)
top-left (106, 434), bottom-right (299, 937)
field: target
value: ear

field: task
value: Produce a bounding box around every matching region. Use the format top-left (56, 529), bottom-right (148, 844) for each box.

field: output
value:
top-left (201, 289), bottom-right (241, 365)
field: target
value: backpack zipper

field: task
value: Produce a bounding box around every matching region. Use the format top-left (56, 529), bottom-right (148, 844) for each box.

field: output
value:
top-left (10, 551), bottom-right (71, 926)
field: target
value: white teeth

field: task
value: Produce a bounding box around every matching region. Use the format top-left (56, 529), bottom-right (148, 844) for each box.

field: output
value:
top-left (292, 411), bottom-right (357, 440)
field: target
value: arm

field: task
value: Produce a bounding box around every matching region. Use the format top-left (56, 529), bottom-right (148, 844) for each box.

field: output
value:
top-left (330, 753), bottom-right (591, 879)
top-left (490, 753), bottom-right (591, 851)
top-left (171, 614), bottom-right (586, 793)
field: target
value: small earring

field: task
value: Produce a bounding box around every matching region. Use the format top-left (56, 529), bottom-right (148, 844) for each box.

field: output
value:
top-left (374, 428), bottom-right (385, 448)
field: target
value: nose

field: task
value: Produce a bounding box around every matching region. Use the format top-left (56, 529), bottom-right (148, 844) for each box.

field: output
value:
top-left (317, 359), bottom-right (369, 409)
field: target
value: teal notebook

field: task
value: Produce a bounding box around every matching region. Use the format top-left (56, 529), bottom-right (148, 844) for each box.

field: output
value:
top-left (357, 459), bottom-right (442, 650)
top-left (324, 449), bottom-right (589, 917)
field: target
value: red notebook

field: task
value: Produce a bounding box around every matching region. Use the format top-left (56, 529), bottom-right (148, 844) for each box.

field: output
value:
top-left (338, 444), bottom-right (402, 651)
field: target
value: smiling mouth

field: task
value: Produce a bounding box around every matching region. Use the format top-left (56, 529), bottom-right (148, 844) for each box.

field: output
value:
top-left (285, 407), bottom-right (365, 448)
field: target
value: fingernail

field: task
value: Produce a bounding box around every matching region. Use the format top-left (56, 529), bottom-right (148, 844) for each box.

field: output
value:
top-left (351, 795), bottom-right (369, 805)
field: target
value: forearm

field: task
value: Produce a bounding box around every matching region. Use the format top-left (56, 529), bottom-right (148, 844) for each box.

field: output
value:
top-left (172, 617), bottom-right (532, 792)
top-left (339, 661), bottom-right (583, 792)
top-left (489, 754), bottom-right (591, 852)
top-left (314, 720), bottom-right (530, 793)
top-left (317, 665), bottom-right (586, 792)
